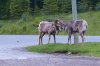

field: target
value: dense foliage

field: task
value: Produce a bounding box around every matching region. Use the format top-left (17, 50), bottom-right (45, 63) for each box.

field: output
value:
top-left (10, 0), bottom-right (29, 19)
top-left (0, 0), bottom-right (100, 19)
top-left (0, 0), bottom-right (100, 35)
top-left (0, 0), bottom-right (10, 19)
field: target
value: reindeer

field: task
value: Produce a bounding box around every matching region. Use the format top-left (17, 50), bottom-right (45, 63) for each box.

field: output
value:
top-left (38, 21), bottom-right (61, 45)
top-left (56, 19), bottom-right (88, 45)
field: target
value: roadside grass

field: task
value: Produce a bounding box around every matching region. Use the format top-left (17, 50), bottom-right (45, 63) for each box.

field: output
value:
top-left (0, 20), bottom-right (38, 34)
top-left (0, 11), bottom-right (100, 35)
top-left (26, 42), bottom-right (100, 57)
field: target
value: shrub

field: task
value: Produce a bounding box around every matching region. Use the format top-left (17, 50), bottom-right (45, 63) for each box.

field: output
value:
top-left (78, 3), bottom-right (88, 12)
top-left (95, 2), bottom-right (100, 11)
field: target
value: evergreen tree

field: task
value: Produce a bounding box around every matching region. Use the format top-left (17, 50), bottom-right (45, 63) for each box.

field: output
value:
top-left (57, 0), bottom-right (71, 13)
top-left (0, 0), bottom-right (10, 19)
top-left (10, 0), bottom-right (29, 19)
top-left (77, 0), bottom-right (89, 12)
top-left (43, 0), bottom-right (58, 14)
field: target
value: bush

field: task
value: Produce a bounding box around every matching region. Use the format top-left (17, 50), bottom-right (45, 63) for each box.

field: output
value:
top-left (10, 0), bottom-right (29, 19)
top-left (43, 0), bottom-right (58, 14)
top-left (95, 2), bottom-right (100, 11)
top-left (78, 3), bottom-right (88, 12)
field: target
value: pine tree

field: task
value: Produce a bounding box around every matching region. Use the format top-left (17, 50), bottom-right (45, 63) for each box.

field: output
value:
top-left (10, 0), bottom-right (29, 19)
top-left (0, 0), bottom-right (10, 19)
top-left (57, 0), bottom-right (71, 13)
top-left (43, 0), bottom-right (58, 14)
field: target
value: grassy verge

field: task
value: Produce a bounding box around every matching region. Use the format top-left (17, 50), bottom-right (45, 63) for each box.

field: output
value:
top-left (0, 11), bottom-right (100, 35)
top-left (26, 42), bottom-right (100, 57)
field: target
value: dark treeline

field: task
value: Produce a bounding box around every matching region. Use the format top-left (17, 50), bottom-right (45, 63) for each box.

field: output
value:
top-left (0, 0), bottom-right (100, 19)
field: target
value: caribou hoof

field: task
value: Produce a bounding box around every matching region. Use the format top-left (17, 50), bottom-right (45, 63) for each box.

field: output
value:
top-left (68, 52), bottom-right (72, 55)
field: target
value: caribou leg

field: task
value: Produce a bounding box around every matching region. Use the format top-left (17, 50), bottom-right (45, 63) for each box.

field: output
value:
top-left (48, 34), bottom-right (51, 44)
top-left (80, 32), bottom-right (85, 46)
top-left (39, 32), bottom-right (45, 45)
top-left (53, 34), bottom-right (56, 44)
top-left (80, 33), bottom-right (84, 43)
top-left (39, 32), bottom-right (42, 45)
top-left (41, 33), bottom-right (45, 44)
top-left (68, 34), bottom-right (71, 45)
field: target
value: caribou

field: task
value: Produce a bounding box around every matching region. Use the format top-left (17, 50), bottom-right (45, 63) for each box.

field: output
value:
top-left (38, 21), bottom-right (61, 45)
top-left (56, 19), bottom-right (88, 45)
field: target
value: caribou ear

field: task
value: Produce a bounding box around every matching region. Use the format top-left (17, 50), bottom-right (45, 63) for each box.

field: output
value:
top-left (54, 20), bottom-right (59, 24)
top-left (51, 23), bottom-right (53, 26)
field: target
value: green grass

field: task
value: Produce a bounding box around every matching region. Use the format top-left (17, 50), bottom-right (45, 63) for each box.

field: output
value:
top-left (0, 20), bottom-right (38, 34)
top-left (0, 11), bottom-right (100, 35)
top-left (26, 42), bottom-right (100, 57)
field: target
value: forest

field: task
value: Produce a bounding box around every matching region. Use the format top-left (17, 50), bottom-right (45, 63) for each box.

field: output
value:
top-left (0, 0), bottom-right (100, 19)
top-left (0, 0), bottom-right (100, 35)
